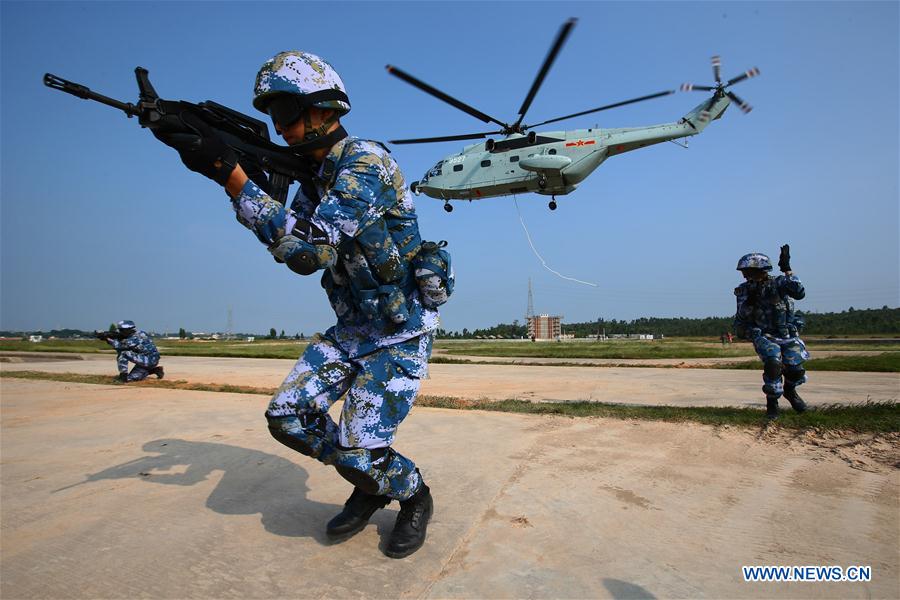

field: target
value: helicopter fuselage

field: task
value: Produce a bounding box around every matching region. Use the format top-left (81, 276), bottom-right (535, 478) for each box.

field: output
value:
top-left (413, 93), bottom-right (731, 201)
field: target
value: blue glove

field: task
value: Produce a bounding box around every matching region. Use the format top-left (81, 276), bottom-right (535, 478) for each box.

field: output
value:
top-left (269, 235), bottom-right (336, 275)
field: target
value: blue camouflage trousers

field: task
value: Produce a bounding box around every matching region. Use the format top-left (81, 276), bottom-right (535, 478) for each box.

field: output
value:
top-left (265, 333), bottom-right (432, 500)
top-left (753, 335), bottom-right (809, 398)
top-left (116, 351), bottom-right (159, 382)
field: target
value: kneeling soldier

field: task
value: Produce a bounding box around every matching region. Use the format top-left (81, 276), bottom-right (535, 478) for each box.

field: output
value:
top-left (97, 320), bottom-right (163, 382)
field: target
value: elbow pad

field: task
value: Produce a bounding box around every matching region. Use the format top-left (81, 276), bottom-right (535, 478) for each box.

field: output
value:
top-left (269, 234), bottom-right (336, 276)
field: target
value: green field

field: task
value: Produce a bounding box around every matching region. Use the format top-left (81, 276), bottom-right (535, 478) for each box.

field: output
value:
top-left (434, 339), bottom-right (759, 359)
top-left (0, 339), bottom-right (308, 359)
top-left (3, 338), bottom-right (898, 371)
top-left (718, 353), bottom-right (900, 372)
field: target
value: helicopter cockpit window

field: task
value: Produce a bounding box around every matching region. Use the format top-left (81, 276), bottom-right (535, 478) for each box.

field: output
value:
top-left (481, 159), bottom-right (491, 167)
top-left (453, 164), bottom-right (463, 172)
top-left (422, 160), bottom-right (444, 182)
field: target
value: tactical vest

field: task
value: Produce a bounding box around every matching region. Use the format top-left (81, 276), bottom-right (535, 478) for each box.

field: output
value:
top-left (739, 278), bottom-right (791, 338)
top-left (296, 138), bottom-right (422, 326)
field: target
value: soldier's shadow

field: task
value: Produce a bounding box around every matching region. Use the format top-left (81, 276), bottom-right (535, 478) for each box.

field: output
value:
top-left (58, 438), bottom-right (341, 544)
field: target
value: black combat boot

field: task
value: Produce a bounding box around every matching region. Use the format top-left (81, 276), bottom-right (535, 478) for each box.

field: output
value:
top-left (152, 366), bottom-right (165, 379)
top-left (116, 372), bottom-right (128, 382)
top-left (784, 387), bottom-right (807, 413)
top-left (766, 396), bottom-right (779, 420)
top-left (385, 483), bottom-right (433, 559)
top-left (326, 487), bottom-right (391, 542)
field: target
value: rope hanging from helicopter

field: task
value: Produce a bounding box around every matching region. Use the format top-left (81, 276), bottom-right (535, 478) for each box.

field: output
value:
top-left (513, 195), bottom-right (598, 287)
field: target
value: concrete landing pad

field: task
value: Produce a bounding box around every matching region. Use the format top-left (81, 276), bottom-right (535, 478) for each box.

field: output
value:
top-left (2, 353), bottom-right (898, 408)
top-left (1, 379), bottom-right (897, 598)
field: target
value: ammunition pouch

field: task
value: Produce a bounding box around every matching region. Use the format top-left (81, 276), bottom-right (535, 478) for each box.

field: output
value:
top-left (413, 241), bottom-right (454, 308)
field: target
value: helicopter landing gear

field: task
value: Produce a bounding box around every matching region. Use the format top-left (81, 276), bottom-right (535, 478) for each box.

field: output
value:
top-left (548, 196), bottom-right (557, 211)
top-left (537, 174), bottom-right (547, 189)
top-left (443, 202), bottom-right (453, 213)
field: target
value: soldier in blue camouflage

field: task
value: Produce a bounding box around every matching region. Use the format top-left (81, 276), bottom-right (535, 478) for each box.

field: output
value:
top-left (733, 246), bottom-right (809, 419)
top-left (98, 320), bottom-right (164, 382)
top-left (152, 51), bottom-right (451, 558)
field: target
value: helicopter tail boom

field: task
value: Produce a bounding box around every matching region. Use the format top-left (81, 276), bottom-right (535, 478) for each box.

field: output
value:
top-left (603, 94), bottom-right (731, 157)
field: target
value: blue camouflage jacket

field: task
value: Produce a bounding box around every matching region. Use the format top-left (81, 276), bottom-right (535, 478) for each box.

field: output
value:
top-left (107, 330), bottom-right (160, 362)
top-left (232, 136), bottom-right (439, 357)
top-left (734, 274), bottom-right (806, 340)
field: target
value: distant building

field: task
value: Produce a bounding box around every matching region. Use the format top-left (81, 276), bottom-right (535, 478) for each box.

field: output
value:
top-left (527, 314), bottom-right (562, 341)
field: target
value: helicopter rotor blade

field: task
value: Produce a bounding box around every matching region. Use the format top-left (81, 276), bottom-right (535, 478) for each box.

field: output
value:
top-left (725, 90), bottom-right (753, 114)
top-left (711, 55), bottom-right (722, 84)
top-left (680, 83), bottom-right (717, 92)
top-left (512, 17), bottom-right (577, 131)
top-left (525, 89), bottom-right (675, 129)
top-left (388, 131), bottom-right (502, 145)
top-left (385, 65), bottom-right (511, 129)
top-left (725, 67), bottom-right (760, 88)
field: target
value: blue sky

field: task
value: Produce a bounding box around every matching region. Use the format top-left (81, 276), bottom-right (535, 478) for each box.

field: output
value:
top-left (2, 1), bottom-right (898, 334)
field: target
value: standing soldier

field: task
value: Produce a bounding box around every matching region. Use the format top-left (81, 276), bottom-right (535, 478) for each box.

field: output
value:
top-left (733, 245), bottom-right (809, 419)
top-left (97, 320), bottom-right (164, 382)
top-left (151, 51), bottom-right (452, 558)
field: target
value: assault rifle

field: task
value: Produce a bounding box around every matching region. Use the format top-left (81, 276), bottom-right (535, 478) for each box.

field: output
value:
top-left (44, 68), bottom-right (312, 204)
top-left (95, 330), bottom-right (126, 341)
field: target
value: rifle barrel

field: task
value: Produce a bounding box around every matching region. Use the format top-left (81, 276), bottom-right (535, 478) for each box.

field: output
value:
top-left (44, 73), bottom-right (139, 117)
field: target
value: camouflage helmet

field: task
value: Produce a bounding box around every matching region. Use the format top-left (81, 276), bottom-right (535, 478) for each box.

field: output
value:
top-left (116, 320), bottom-right (136, 332)
top-left (252, 51), bottom-right (351, 116)
top-left (736, 253), bottom-right (773, 271)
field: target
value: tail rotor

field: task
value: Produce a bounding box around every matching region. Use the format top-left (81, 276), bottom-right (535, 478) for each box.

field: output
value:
top-left (681, 55), bottom-right (760, 116)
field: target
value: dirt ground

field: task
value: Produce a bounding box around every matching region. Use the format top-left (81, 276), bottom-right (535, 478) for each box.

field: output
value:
top-left (1, 373), bottom-right (897, 599)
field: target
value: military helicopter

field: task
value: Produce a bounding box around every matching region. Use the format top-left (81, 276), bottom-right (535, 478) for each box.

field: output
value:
top-left (386, 18), bottom-right (759, 212)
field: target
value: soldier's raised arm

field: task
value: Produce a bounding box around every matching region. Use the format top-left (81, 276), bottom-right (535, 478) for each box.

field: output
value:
top-left (776, 244), bottom-right (805, 299)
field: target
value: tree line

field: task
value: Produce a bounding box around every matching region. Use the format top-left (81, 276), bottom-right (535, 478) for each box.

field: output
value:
top-left (437, 306), bottom-right (900, 339)
top-left (4, 307), bottom-right (897, 341)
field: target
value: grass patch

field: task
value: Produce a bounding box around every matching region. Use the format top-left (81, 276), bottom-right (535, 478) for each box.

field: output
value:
top-left (427, 356), bottom-right (678, 368)
top-left (432, 353), bottom-right (899, 372)
top-left (154, 339), bottom-right (308, 359)
top-left (0, 339), bottom-right (308, 359)
top-left (717, 352), bottom-right (900, 372)
top-left (436, 340), bottom-right (759, 360)
top-left (0, 370), bottom-right (271, 395)
top-left (0, 340), bottom-right (111, 353)
top-left (416, 397), bottom-right (900, 432)
top-left (4, 371), bottom-right (897, 432)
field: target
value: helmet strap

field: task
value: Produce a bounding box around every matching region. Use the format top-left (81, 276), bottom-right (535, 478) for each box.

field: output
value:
top-left (290, 122), bottom-right (348, 154)
top-left (302, 109), bottom-right (340, 141)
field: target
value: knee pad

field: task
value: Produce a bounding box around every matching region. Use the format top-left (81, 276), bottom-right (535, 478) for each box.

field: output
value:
top-left (762, 359), bottom-right (784, 397)
top-left (266, 413), bottom-right (334, 462)
top-left (763, 359), bottom-right (783, 381)
top-left (333, 446), bottom-right (391, 496)
top-left (783, 365), bottom-right (806, 387)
